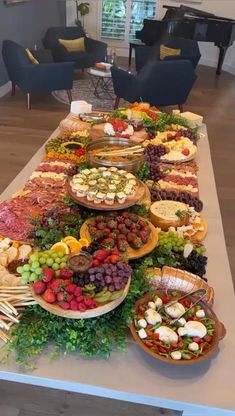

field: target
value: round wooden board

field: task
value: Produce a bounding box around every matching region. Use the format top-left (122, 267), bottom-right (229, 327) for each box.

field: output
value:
top-left (80, 217), bottom-right (159, 260)
top-left (31, 277), bottom-right (131, 319)
top-left (67, 179), bottom-right (146, 211)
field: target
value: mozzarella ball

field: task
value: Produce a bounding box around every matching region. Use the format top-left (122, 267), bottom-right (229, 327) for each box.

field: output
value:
top-left (155, 326), bottom-right (178, 344)
top-left (178, 327), bottom-right (187, 336)
top-left (196, 309), bottom-right (205, 318)
top-left (148, 301), bottom-right (156, 310)
top-left (137, 319), bottom-right (147, 329)
top-left (165, 302), bottom-right (185, 319)
top-left (171, 351), bottom-right (182, 360)
top-left (177, 317), bottom-right (186, 326)
top-left (155, 297), bottom-right (163, 308)
top-left (188, 342), bottom-right (199, 352)
top-left (184, 321), bottom-right (207, 338)
top-left (138, 328), bottom-right (147, 339)
top-left (145, 309), bottom-right (162, 325)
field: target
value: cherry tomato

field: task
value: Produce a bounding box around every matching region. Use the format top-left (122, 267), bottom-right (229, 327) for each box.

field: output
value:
top-left (204, 335), bottom-right (213, 343)
top-left (162, 296), bottom-right (170, 304)
top-left (144, 340), bottom-right (154, 348)
top-left (151, 333), bottom-right (160, 340)
top-left (171, 343), bottom-right (178, 349)
top-left (193, 337), bottom-right (202, 343)
top-left (181, 300), bottom-right (190, 308)
top-left (182, 148), bottom-right (190, 156)
top-left (159, 346), bottom-right (167, 353)
top-left (200, 342), bottom-right (207, 351)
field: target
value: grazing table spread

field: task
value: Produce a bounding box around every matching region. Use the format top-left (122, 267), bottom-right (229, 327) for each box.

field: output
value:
top-left (0, 104), bottom-right (235, 416)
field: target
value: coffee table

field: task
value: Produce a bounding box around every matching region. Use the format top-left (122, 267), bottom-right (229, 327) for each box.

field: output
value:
top-left (87, 67), bottom-right (114, 100)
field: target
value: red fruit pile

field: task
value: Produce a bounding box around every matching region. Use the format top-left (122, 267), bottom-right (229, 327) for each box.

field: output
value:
top-left (88, 212), bottom-right (151, 252)
top-left (92, 248), bottom-right (121, 267)
top-left (32, 267), bottom-right (97, 312)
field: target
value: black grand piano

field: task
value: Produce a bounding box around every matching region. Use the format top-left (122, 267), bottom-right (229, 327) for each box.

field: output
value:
top-left (135, 4), bottom-right (235, 74)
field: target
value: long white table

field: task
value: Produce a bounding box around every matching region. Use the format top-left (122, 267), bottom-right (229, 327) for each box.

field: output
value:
top-left (0, 124), bottom-right (235, 416)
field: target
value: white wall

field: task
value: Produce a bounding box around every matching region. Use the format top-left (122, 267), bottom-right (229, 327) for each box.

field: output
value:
top-left (66, 0), bottom-right (235, 74)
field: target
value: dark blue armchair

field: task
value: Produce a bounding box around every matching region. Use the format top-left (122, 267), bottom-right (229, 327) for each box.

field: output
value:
top-left (42, 26), bottom-right (107, 70)
top-left (135, 36), bottom-right (201, 72)
top-left (111, 60), bottom-right (196, 110)
top-left (2, 40), bottom-right (75, 109)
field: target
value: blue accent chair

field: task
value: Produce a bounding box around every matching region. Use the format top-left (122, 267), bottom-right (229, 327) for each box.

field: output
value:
top-left (2, 40), bottom-right (75, 109)
top-left (42, 26), bottom-right (107, 70)
top-left (135, 36), bottom-right (201, 72)
top-left (111, 60), bottom-right (197, 110)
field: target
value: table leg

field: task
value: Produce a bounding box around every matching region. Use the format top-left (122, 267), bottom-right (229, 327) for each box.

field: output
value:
top-left (128, 44), bottom-right (133, 71)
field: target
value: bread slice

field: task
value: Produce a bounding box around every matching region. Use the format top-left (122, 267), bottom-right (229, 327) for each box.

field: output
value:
top-left (18, 244), bottom-right (32, 260)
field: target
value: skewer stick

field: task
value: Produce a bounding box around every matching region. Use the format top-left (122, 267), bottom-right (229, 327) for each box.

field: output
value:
top-left (4, 301), bottom-right (18, 316)
top-left (0, 319), bottom-right (9, 330)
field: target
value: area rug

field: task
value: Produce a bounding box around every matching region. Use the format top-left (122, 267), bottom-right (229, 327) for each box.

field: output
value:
top-left (52, 78), bottom-right (127, 111)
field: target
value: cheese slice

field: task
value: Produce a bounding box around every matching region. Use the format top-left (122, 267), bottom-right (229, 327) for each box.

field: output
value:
top-left (150, 200), bottom-right (189, 230)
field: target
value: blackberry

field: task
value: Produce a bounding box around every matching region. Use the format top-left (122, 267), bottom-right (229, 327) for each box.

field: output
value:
top-left (180, 251), bottom-right (207, 277)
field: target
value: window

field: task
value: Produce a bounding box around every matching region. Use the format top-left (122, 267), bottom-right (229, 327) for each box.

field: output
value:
top-left (101, 0), bottom-right (156, 42)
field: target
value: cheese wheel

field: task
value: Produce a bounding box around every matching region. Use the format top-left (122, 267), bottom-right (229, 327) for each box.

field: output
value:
top-left (150, 200), bottom-right (189, 230)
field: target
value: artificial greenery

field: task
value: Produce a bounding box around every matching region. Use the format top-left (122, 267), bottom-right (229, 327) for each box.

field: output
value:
top-left (6, 265), bottom-right (149, 369)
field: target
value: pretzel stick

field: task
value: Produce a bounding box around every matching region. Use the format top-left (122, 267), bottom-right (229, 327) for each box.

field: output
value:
top-left (3, 301), bottom-right (18, 316)
top-left (0, 330), bottom-right (9, 343)
top-left (0, 306), bottom-right (19, 323)
top-left (11, 301), bottom-right (37, 307)
top-left (0, 319), bottom-right (9, 330)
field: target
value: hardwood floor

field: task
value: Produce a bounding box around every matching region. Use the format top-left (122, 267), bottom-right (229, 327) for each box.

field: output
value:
top-left (0, 64), bottom-right (234, 416)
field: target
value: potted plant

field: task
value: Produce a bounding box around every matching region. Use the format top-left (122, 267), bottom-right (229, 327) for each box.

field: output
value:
top-left (75, 1), bottom-right (90, 29)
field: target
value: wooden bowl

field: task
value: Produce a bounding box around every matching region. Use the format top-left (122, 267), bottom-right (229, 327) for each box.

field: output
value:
top-left (31, 277), bottom-right (131, 319)
top-left (67, 179), bottom-right (146, 211)
top-left (129, 291), bottom-right (226, 365)
top-left (80, 216), bottom-right (159, 260)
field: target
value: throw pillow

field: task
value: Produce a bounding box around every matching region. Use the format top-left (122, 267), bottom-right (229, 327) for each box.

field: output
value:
top-left (160, 45), bottom-right (181, 60)
top-left (25, 48), bottom-right (39, 64)
top-left (58, 37), bottom-right (85, 52)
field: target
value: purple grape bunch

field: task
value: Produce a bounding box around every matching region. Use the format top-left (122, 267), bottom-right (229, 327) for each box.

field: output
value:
top-left (87, 262), bottom-right (132, 293)
top-left (177, 129), bottom-right (198, 145)
top-left (147, 144), bottom-right (166, 162)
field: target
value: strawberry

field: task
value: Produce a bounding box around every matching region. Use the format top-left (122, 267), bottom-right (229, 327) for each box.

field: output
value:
top-left (102, 238), bottom-right (115, 248)
top-left (57, 291), bottom-right (67, 302)
top-left (107, 231), bottom-right (119, 239)
top-left (42, 268), bottom-right (55, 283)
top-left (111, 247), bottom-right (120, 255)
top-left (78, 302), bottom-right (87, 312)
top-left (127, 232), bottom-right (135, 243)
top-left (124, 218), bottom-right (132, 228)
top-left (50, 279), bottom-right (65, 294)
top-left (43, 288), bottom-right (56, 303)
top-left (117, 234), bottom-right (126, 240)
top-left (96, 230), bottom-right (106, 240)
top-left (122, 212), bottom-right (129, 219)
top-left (118, 224), bottom-right (128, 234)
top-left (139, 219), bottom-right (147, 228)
top-left (97, 222), bottom-right (106, 230)
top-left (84, 297), bottom-right (94, 307)
top-left (95, 215), bottom-right (105, 223)
top-left (76, 295), bottom-right (84, 303)
top-left (140, 230), bottom-right (149, 244)
top-left (70, 300), bottom-right (79, 310)
top-left (104, 257), bottom-right (111, 264)
top-left (116, 215), bottom-right (124, 223)
top-left (95, 249), bottom-right (109, 261)
top-left (182, 148), bottom-right (190, 156)
top-left (32, 281), bottom-right (46, 295)
top-left (59, 301), bottom-right (70, 310)
top-left (110, 254), bottom-right (120, 264)
top-left (74, 286), bottom-right (82, 297)
top-left (92, 259), bottom-right (100, 267)
top-left (60, 268), bottom-right (73, 279)
top-left (117, 240), bottom-right (128, 252)
top-left (107, 220), bottom-right (118, 229)
top-left (130, 236), bottom-right (142, 249)
top-left (65, 283), bottom-right (77, 294)
top-left (67, 294), bottom-right (74, 302)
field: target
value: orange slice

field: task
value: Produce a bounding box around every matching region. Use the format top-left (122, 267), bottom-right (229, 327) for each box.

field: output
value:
top-left (51, 242), bottom-right (70, 254)
top-left (66, 241), bottom-right (82, 253)
top-left (79, 238), bottom-right (89, 248)
top-left (62, 236), bottom-right (79, 244)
